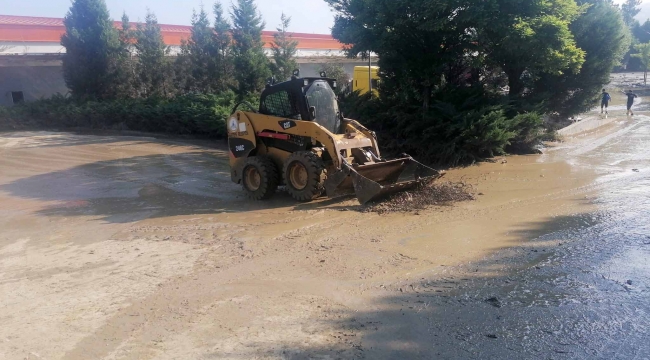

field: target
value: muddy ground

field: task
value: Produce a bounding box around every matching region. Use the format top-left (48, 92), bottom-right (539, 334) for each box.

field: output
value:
top-left (1, 81), bottom-right (650, 359)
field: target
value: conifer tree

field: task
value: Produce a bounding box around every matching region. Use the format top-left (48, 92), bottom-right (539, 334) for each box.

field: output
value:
top-left (176, 7), bottom-right (216, 93)
top-left (135, 10), bottom-right (171, 97)
top-left (61, 0), bottom-right (122, 100)
top-left (271, 14), bottom-right (299, 81)
top-left (231, 0), bottom-right (271, 96)
top-left (114, 12), bottom-right (136, 98)
top-left (213, 2), bottom-right (235, 92)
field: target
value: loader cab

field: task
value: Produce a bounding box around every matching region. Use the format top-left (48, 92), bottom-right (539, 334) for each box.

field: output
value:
top-left (259, 74), bottom-right (341, 134)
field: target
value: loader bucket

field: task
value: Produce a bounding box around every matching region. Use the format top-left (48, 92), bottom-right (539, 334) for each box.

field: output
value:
top-left (324, 157), bottom-right (444, 205)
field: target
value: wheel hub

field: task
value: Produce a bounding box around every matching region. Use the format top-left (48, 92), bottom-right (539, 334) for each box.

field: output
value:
top-left (288, 162), bottom-right (309, 190)
top-left (244, 166), bottom-right (262, 191)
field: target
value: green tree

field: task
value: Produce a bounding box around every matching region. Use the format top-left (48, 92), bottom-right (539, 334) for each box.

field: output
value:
top-left (319, 62), bottom-right (350, 95)
top-left (326, 0), bottom-right (586, 104)
top-left (532, 0), bottom-right (631, 117)
top-left (61, 0), bottom-right (122, 100)
top-left (231, 0), bottom-right (271, 97)
top-left (632, 42), bottom-right (650, 84)
top-left (621, 0), bottom-right (642, 26)
top-left (176, 5), bottom-right (235, 94)
top-left (473, 0), bottom-right (586, 97)
top-left (177, 7), bottom-right (216, 93)
top-left (633, 19), bottom-right (650, 43)
top-left (326, 0), bottom-right (473, 109)
top-left (213, 2), bottom-right (235, 92)
top-left (114, 12), bottom-right (136, 98)
top-left (134, 10), bottom-right (172, 97)
top-left (271, 14), bottom-right (299, 81)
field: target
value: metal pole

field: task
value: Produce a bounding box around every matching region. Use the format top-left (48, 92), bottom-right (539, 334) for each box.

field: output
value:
top-left (368, 53), bottom-right (372, 96)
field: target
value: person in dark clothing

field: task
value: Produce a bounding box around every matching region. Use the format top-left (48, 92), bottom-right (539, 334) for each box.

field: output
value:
top-left (624, 90), bottom-right (638, 116)
top-left (601, 89), bottom-right (611, 115)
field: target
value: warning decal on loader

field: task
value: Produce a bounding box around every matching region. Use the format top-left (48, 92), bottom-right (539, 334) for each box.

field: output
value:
top-left (228, 118), bottom-right (238, 133)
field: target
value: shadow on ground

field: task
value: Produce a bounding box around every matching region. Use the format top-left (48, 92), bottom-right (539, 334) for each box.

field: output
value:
top-left (0, 150), bottom-right (367, 223)
top-left (0, 151), bottom-right (264, 220)
top-left (202, 210), bottom-right (649, 360)
top-left (0, 130), bottom-right (221, 151)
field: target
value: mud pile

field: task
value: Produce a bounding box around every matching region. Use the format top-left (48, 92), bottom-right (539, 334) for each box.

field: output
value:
top-left (363, 181), bottom-right (475, 214)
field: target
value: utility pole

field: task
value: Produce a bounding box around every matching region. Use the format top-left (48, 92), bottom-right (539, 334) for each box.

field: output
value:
top-left (368, 53), bottom-right (372, 96)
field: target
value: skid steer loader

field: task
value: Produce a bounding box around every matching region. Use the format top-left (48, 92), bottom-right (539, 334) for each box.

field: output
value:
top-left (227, 71), bottom-right (443, 204)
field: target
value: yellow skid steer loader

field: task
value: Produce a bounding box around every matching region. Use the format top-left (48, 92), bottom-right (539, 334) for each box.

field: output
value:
top-left (227, 71), bottom-right (443, 204)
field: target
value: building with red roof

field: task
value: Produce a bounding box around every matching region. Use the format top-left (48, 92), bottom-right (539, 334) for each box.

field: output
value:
top-left (0, 15), bottom-right (362, 106)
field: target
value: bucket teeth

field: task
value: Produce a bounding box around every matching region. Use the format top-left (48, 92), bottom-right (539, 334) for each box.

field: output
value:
top-left (325, 156), bottom-right (443, 204)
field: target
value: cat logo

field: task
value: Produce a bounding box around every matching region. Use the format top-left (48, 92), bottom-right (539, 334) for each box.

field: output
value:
top-left (278, 120), bottom-right (297, 130)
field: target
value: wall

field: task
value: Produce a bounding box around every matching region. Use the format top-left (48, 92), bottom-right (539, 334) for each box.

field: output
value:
top-left (0, 60), bottom-right (369, 106)
top-left (0, 66), bottom-right (68, 106)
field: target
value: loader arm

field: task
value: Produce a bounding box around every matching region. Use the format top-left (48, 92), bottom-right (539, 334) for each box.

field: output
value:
top-left (237, 111), bottom-right (376, 169)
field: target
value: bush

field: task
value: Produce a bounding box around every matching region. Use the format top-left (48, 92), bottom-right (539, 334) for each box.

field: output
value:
top-left (0, 91), bottom-right (253, 138)
top-left (340, 91), bottom-right (546, 166)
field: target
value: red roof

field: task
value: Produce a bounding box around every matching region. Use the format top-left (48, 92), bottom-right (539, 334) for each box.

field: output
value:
top-left (0, 14), bottom-right (342, 50)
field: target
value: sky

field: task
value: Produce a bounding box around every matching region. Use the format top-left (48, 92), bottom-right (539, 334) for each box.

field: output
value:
top-left (0, 0), bottom-right (336, 34)
top-left (2, 0), bottom-right (650, 34)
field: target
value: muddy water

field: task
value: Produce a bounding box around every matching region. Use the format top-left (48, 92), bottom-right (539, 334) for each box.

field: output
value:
top-left (0, 117), bottom-right (648, 359)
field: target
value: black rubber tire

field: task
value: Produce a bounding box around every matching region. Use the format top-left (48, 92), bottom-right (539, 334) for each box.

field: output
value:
top-left (241, 156), bottom-right (280, 200)
top-left (283, 151), bottom-right (326, 201)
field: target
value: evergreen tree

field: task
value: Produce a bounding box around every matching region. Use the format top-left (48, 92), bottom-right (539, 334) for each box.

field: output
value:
top-left (114, 12), bottom-right (137, 98)
top-left (621, 0), bottom-right (642, 26)
top-left (61, 0), bottom-right (122, 100)
top-left (134, 10), bottom-right (171, 97)
top-left (271, 14), bottom-right (299, 81)
top-left (177, 7), bottom-right (217, 93)
top-left (231, 0), bottom-right (271, 97)
top-left (213, 2), bottom-right (235, 92)
top-left (119, 13), bottom-right (133, 43)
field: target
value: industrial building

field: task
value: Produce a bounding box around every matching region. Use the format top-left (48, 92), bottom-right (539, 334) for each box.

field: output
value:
top-left (0, 14), bottom-right (364, 106)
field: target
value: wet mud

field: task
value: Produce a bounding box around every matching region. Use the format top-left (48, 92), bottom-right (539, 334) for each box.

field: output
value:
top-left (362, 181), bottom-right (476, 214)
top-left (0, 110), bottom-right (649, 359)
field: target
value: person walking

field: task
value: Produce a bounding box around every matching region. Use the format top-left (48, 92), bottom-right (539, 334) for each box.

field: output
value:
top-left (601, 88), bottom-right (611, 116)
top-left (624, 90), bottom-right (638, 116)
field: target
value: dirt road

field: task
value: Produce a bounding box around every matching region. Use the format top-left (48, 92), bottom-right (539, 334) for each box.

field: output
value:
top-left (1, 113), bottom-right (648, 358)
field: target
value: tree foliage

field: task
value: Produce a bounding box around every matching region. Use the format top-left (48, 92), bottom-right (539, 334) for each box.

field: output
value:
top-left (231, 0), bottom-right (271, 97)
top-left (632, 42), bottom-right (650, 84)
top-left (319, 62), bottom-right (350, 95)
top-left (474, 0), bottom-right (587, 97)
top-left (271, 14), bottom-right (299, 81)
top-left (114, 12), bottom-right (136, 98)
top-left (212, 2), bottom-right (235, 92)
top-left (61, 0), bottom-right (122, 100)
top-left (621, 0), bottom-right (642, 26)
top-left (326, 0), bottom-right (586, 106)
top-left (176, 7), bottom-right (217, 93)
top-left (532, 0), bottom-right (631, 118)
top-left (134, 11), bottom-right (172, 97)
